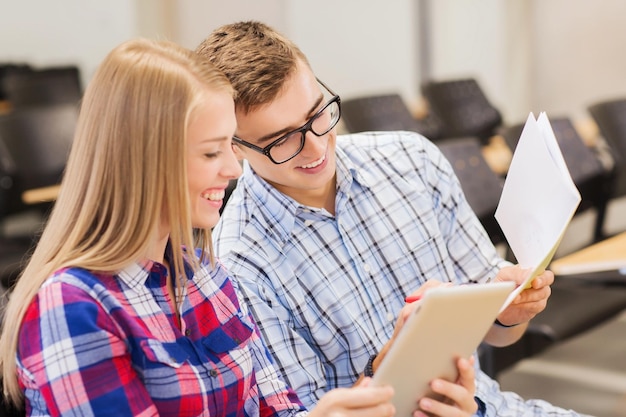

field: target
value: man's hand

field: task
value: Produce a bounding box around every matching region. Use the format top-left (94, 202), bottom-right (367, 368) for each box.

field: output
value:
top-left (416, 356), bottom-right (479, 417)
top-left (495, 265), bottom-right (553, 326)
top-left (484, 265), bottom-right (554, 347)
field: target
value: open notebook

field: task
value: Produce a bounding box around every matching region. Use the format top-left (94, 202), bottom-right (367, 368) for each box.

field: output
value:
top-left (495, 112), bottom-right (581, 310)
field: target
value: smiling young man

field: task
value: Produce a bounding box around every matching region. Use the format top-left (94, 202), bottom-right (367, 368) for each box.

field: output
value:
top-left (198, 21), bottom-right (589, 417)
top-left (230, 74), bottom-right (339, 211)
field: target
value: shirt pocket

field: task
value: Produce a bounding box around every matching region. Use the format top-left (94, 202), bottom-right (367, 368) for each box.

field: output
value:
top-left (139, 338), bottom-right (189, 369)
top-left (136, 339), bottom-right (194, 404)
top-left (387, 237), bottom-right (451, 285)
top-left (201, 315), bottom-right (254, 354)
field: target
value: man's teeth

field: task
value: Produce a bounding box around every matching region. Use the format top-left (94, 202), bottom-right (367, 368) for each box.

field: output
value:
top-left (301, 155), bottom-right (325, 169)
top-left (202, 190), bottom-right (225, 201)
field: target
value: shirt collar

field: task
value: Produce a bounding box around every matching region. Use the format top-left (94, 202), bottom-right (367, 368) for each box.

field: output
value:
top-left (240, 161), bottom-right (301, 243)
top-left (116, 243), bottom-right (195, 290)
top-left (117, 259), bottom-right (154, 289)
top-left (335, 139), bottom-right (378, 190)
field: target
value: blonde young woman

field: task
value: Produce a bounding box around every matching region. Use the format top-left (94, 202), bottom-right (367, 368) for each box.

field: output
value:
top-left (0, 39), bottom-right (396, 416)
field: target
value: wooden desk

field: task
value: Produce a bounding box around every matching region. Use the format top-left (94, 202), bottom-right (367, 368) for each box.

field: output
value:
top-left (21, 184), bottom-right (60, 205)
top-left (550, 231), bottom-right (626, 275)
top-left (0, 100), bottom-right (11, 115)
top-left (482, 135), bottom-right (512, 176)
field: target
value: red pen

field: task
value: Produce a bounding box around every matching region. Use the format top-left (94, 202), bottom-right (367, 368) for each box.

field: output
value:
top-left (404, 294), bottom-right (422, 303)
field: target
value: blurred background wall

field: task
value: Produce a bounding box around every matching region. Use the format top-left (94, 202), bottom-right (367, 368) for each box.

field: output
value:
top-left (1, 0), bottom-right (626, 126)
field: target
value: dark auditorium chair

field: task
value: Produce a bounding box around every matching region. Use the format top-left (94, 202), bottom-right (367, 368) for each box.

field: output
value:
top-left (588, 98), bottom-right (626, 204)
top-left (421, 78), bottom-right (503, 143)
top-left (0, 104), bottom-right (78, 215)
top-left (0, 104), bottom-right (78, 289)
top-left (588, 98), bottom-right (626, 163)
top-left (340, 93), bottom-right (443, 140)
top-left (0, 237), bottom-right (35, 295)
top-left (436, 136), bottom-right (506, 247)
top-left (0, 63), bottom-right (32, 101)
top-left (2, 66), bottom-right (82, 108)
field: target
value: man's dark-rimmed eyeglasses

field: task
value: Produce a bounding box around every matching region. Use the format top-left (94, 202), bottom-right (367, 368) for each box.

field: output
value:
top-left (232, 79), bottom-right (341, 165)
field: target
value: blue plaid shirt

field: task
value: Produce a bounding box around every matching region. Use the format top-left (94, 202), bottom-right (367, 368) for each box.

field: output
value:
top-left (17, 256), bottom-right (306, 416)
top-left (213, 131), bottom-right (586, 417)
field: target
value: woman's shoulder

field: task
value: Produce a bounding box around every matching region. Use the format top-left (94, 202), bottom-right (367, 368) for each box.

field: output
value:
top-left (35, 267), bottom-right (122, 311)
top-left (42, 266), bottom-right (112, 291)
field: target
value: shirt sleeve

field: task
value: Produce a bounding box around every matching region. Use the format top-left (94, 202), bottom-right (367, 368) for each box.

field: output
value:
top-left (474, 367), bottom-right (588, 416)
top-left (417, 137), bottom-right (511, 281)
top-left (17, 280), bottom-right (158, 416)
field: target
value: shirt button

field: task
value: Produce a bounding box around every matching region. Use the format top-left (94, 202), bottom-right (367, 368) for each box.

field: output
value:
top-left (209, 369), bottom-right (218, 377)
top-left (185, 329), bottom-right (191, 336)
top-left (387, 312), bottom-right (395, 323)
top-left (304, 219), bottom-right (313, 227)
top-left (363, 263), bottom-right (371, 272)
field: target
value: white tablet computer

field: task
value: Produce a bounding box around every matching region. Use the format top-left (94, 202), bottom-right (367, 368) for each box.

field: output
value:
top-left (371, 281), bottom-right (515, 417)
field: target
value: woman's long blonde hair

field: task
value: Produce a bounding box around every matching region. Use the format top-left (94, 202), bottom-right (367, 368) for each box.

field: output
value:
top-left (0, 38), bottom-right (233, 405)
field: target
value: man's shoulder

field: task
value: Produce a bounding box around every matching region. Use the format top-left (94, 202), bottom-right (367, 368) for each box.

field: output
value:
top-left (213, 189), bottom-right (278, 264)
top-left (338, 130), bottom-right (427, 147)
top-left (337, 130), bottom-right (443, 169)
top-left (338, 130), bottom-right (438, 157)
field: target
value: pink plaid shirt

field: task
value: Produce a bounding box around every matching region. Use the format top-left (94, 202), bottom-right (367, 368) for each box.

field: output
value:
top-left (17, 254), bottom-right (306, 416)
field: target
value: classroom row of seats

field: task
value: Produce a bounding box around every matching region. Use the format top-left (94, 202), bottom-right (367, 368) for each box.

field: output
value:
top-left (339, 79), bottom-right (626, 416)
top-left (340, 78), bottom-right (626, 244)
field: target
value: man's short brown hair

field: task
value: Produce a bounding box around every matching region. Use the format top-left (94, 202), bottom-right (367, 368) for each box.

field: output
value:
top-left (196, 21), bottom-right (310, 114)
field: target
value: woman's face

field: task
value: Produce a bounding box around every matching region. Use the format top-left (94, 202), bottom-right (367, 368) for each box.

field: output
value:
top-left (186, 91), bottom-right (241, 230)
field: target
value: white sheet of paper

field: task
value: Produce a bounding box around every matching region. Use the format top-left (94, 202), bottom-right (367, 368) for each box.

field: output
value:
top-left (495, 112), bottom-right (581, 311)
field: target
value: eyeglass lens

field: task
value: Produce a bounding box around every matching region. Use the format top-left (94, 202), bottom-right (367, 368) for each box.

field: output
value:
top-left (268, 99), bottom-right (340, 163)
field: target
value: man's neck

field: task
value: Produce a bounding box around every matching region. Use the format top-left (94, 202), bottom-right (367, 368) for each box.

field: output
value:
top-left (269, 175), bottom-right (337, 215)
